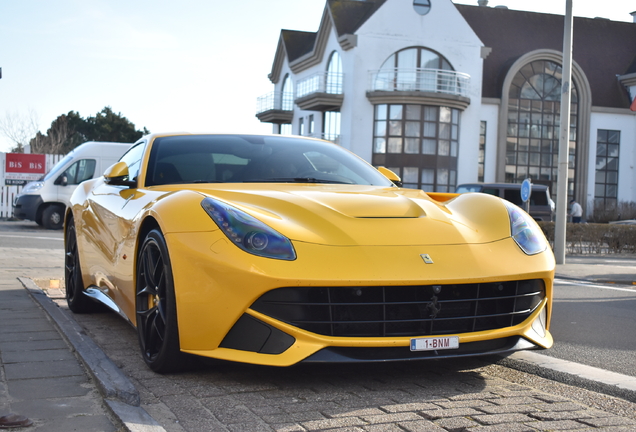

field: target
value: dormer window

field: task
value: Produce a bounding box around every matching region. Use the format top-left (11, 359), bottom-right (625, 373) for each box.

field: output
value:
top-left (413, 0), bottom-right (431, 15)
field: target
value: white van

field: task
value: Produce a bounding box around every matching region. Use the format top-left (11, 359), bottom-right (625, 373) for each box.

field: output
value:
top-left (13, 141), bottom-right (132, 229)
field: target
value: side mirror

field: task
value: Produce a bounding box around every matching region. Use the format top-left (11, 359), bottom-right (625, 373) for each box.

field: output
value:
top-left (54, 174), bottom-right (68, 186)
top-left (377, 166), bottom-right (403, 187)
top-left (104, 162), bottom-right (136, 188)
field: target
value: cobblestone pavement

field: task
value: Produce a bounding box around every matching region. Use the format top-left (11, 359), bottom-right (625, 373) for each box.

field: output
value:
top-left (41, 286), bottom-right (636, 432)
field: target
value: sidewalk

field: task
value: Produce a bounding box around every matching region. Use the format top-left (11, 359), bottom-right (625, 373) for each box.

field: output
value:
top-left (1, 240), bottom-right (635, 430)
top-left (0, 275), bottom-right (121, 431)
top-left (555, 255), bottom-right (636, 285)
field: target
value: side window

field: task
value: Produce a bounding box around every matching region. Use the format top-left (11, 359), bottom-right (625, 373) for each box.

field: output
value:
top-left (60, 159), bottom-right (96, 185)
top-left (119, 142), bottom-right (146, 182)
top-left (75, 159), bottom-right (96, 184)
top-left (482, 188), bottom-right (499, 196)
top-left (530, 190), bottom-right (548, 206)
top-left (503, 189), bottom-right (522, 206)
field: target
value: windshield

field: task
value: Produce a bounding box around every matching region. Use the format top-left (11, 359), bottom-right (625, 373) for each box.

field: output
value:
top-left (145, 135), bottom-right (394, 187)
top-left (43, 154), bottom-right (74, 181)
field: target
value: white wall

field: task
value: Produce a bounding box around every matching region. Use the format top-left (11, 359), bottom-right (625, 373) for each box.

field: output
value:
top-left (589, 111), bottom-right (636, 208)
top-left (341, 0), bottom-right (485, 171)
top-left (478, 101), bottom-right (500, 184)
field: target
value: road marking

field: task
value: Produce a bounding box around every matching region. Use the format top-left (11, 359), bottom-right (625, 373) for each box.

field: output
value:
top-left (555, 278), bottom-right (636, 293)
top-left (0, 234), bottom-right (63, 242)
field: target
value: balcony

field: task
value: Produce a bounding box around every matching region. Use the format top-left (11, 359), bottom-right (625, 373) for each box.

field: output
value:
top-left (367, 68), bottom-right (471, 110)
top-left (295, 72), bottom-right (344, 111)
top-left (255, 92), bottom-right (294, 124)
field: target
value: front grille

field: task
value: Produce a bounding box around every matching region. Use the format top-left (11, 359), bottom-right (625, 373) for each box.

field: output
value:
top-left (250, 280), bottom-right (545, 337)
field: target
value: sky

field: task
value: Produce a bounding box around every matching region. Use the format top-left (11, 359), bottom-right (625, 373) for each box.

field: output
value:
top-left (1, 0), bottom-right (634, 153)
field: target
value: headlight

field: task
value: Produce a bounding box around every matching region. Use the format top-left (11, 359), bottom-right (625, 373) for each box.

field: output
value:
top-left (21, 181), bottom-right (44, 193)
top-left (503, 201), bottom-right (547, 255)
top-left (201, 197), bottom-right (296, 261)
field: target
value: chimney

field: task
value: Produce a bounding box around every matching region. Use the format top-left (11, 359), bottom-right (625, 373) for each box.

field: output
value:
top-left (631, 11), bottom-right (636, 23)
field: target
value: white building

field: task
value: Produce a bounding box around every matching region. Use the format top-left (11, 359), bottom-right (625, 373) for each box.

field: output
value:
top-left (256, 0), bottom-right (636, 217)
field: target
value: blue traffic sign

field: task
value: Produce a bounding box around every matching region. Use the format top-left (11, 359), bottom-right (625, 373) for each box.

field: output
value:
top-left (521, 179), bottom-right (532, 203)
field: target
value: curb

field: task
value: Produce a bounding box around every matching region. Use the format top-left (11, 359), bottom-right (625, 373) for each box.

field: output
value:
top-left (501, 351), bottom-right (636, 403)
top-left (555, 275), bottom-right (636, 287)
top-left (18, 277), bottom-right (166, 432)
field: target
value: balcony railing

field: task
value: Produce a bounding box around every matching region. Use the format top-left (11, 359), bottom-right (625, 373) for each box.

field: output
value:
top-left (311, 133), bottom-right (340, 144)
top-left (256, 91), bottom-right (294, 114)
top-left (296, 72), bottom-right (343, 99)
top-left (369, 68), bottom-right (470, 97)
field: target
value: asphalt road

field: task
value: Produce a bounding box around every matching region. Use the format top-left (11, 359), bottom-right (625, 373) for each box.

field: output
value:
top-left (0, 220), bottom-right (64, 249)
top-left (547, 278), bottom-right (636, 377)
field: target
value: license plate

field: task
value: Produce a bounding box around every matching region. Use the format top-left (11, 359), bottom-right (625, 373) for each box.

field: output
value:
top-left (410, 336), bottom-right (459, 351)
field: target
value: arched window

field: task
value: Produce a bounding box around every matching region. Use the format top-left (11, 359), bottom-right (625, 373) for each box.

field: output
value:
top-left (376, 47), bottom-right (453, 92)
top-left (281, 74), bottom-right (293, 111)
top-left (506, 60), bottom-right (578, 199)
top-left (326, 51), bottom-right (343, 94)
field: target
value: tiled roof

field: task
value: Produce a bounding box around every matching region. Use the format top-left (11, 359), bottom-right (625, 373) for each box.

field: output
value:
top-left (456, 4), bottom-right (636, 108)
top-left (279, 0), bottom-right (386, 59)
top-left (281, 30), bottom-right (317, 62)
top-left (328, 0), bottom-right (387, 36)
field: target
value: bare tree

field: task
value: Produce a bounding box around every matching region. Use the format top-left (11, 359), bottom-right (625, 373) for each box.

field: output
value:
top-left (30, 115), bottom-right (74, 154)
top-left (0, 109), bottom-right (40, 153)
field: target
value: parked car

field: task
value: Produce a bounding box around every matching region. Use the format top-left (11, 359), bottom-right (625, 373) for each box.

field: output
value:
top-left (455, 183), bottom-right (555, 221)
top-left (65, 133), bottom-right (554, 373)
top-left (13, 141), bottom-right (132, 229)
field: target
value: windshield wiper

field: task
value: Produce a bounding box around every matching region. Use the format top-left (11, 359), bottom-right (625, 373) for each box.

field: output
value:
top-left (246, 177), bottom-right (350, 184)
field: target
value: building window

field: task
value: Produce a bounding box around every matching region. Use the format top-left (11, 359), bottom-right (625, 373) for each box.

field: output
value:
top-left (595, 129), bottom-right (620, 209)
top-left (506, 60), bottom-right (578, 199)
top-left (326, 52), bottom-right (343, 94)
top-left (280, 124), bottom-right (292, 135)
top-left (375, 47), bottom-right (453, 93)
top-left (372, 104), bottom-right (459, 192)
top-left (281, 74), bottom-right (293, 111)
top-left (478, 121), bottom-right (486, 182)
top-left (299, 118), bottom-right (305, 136)
top-left (308, 115), bottom-right (314, 136)
top-left (323, 112), bottom-right (341, 143)
top-left (413, 0), bottom-right (431, 15)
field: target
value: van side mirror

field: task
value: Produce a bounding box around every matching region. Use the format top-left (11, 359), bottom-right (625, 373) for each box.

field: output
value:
top-left (377, 166), bottom-right (403, 187)
top-left (104, 162), bottom-right (136, 188)
top-left (54, 174), bottom-right (68, 186)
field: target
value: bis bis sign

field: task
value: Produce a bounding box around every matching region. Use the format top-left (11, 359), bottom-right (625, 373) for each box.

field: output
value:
top-left (4, 153), bottom-right (46, 186)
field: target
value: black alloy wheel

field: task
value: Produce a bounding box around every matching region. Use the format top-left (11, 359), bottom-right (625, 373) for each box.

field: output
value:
top-left (65, 220), bottom-right (95, 313)
top-left (136, 229), bottom-right (182, 373)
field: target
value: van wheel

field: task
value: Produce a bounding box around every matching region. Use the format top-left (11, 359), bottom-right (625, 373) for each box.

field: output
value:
top-left (43, 205), bottom-right (64, 230)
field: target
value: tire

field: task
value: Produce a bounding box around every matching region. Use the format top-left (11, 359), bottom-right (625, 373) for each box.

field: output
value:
top-left (136, 229), bottom-right (183, 373)
top-left (65, 220), bottom-right (95, 313)
top-left (43, 205), bottom-right (64, 230)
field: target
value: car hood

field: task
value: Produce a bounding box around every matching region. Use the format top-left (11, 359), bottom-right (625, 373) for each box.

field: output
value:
top-left (176, 184), bottom-right (511, 247)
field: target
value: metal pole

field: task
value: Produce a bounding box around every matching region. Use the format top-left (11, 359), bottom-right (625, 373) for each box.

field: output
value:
top-left (554, 0), bottom-right (574, 264)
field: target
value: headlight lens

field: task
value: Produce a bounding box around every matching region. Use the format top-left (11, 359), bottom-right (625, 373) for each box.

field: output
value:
top-left (201, 197), bottom-right (296, 260)
top-left (22, 181), bottom-right (44, 193)
top-left (504, 201), bottom-right (547, 255)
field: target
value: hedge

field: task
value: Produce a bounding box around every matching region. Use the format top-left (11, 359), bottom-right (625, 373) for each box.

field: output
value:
top-left (537, 222), bottom-right (636, 255)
